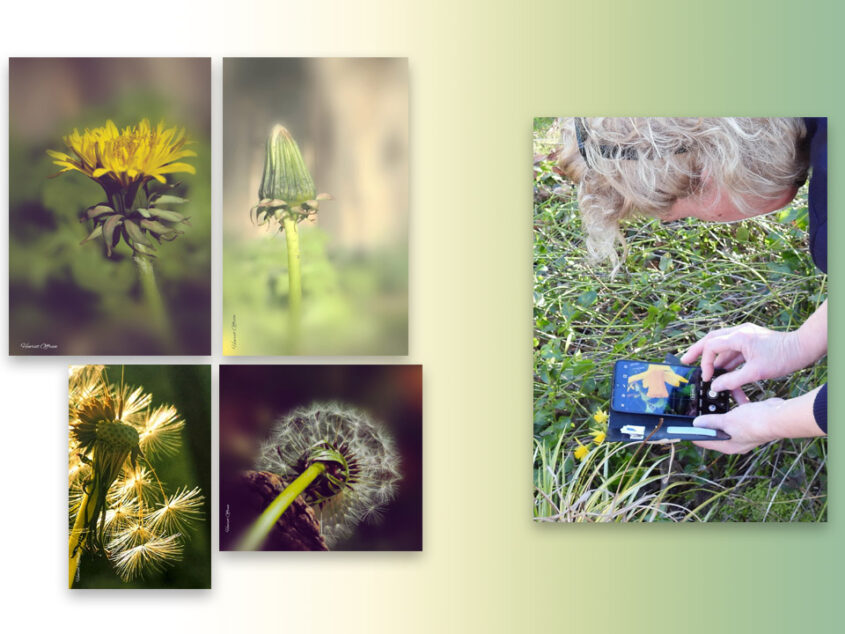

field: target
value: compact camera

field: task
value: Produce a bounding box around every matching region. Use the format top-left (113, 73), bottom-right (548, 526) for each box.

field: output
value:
top-left (607, 357), bottom-right (732, 442)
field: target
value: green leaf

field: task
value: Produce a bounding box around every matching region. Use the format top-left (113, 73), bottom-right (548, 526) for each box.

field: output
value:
top-left (576, 289), bottom-right (597, 307)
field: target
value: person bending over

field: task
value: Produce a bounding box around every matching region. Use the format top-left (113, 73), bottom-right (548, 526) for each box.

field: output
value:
top-left (558, 117), bottom-right (827, 454)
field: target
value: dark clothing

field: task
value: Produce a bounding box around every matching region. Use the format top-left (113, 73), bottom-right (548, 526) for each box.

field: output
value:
top-left (803, 117), bottom-right (827, 433)
top-left (814, 385), bottom-right (828, 434)
top-left (805, 117), bottom-right (827, 274)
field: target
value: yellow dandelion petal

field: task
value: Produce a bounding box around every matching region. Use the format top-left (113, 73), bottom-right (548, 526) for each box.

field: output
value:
top-left (593, 409), bottom-right (609, 425)
top-left (590, 430), bottom-right (606, 445)
top-left (46, 149), bottom-right (72, 160)
top-left (47, 119), bottom-right (196, 189)
top-left (574, 442), bottom-right (589, 461)
top-left (153, 162), bottom-right (197, 176)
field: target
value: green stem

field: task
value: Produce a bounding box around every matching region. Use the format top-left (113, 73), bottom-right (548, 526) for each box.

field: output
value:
top-left (239, 462), bottom-right (326, 551)
top-left (68, 491), bottom-right (91, 588)
top-left (282, 215), bottom-right (302, 348)
top-left (133, 255), bottom-right (171, 346)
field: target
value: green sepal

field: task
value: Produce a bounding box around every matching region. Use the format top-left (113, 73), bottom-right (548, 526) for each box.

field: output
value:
top-left (140, 219), bottom-right (177, 236)
top-left (152, 194), bottom-right (188, 205)
top-left (148, 208), bottom-right (187, 223)
top-left (133, 242), bottom-right (156, 256)
top-left (123, 219), bottom-right (151, 247)
top-left (258, 124), bottom-right (316, 206)
top-left (102, 215), bottom-right (123, 256)
top-left (84, 204), bottom-right (114, 221)
top-left (80, 224), bottom-right (103, 245)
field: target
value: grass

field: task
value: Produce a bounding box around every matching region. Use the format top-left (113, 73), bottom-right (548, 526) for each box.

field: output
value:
top-left (533, 121), bottom-right (827, 523)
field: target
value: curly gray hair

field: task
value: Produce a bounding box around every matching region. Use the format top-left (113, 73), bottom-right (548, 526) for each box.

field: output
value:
top-left (556, 117), bottom-right (810, 271)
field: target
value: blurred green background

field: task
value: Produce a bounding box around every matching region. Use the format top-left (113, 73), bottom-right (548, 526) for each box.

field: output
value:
top-left (10, 58), bottom-right (211, 355)
top-left (72, 364), bottom-right (211, 589)
top-left (223, 58), bottom-right (409, 355)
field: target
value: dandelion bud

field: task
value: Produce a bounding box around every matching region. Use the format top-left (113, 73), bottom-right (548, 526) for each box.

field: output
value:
top-left (259, 125), bottom-right (316, 206)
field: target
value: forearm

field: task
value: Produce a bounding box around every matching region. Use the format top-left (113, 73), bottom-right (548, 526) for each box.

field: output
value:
top-left (792, 299), bottom-right (827, 367)
top-left (768, 386), bottom-right (826, 439)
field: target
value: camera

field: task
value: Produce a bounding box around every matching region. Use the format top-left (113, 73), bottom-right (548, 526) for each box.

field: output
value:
top-left (607, 358), bottom-right (732, 442)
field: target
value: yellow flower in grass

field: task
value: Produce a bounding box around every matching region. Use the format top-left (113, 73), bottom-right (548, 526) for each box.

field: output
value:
top-left (593, 408), bottom-right (608, 425)
top-left (48, 119), bottom-right (196, 190)
top-left (590, 430), bottom-right (606, 445)
top-left (574, 441), bottom-right (589, 461)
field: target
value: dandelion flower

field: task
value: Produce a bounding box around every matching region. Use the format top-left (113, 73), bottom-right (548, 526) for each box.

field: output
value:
top-left (49, 121), bottom-right (198, 344)
top-left (48, 119), bottom-right (195, 189)
top-left (574, 441), bottom-right (589, 461)
top-left (246, 402), bottom-right (401, 548)
top-left (593, 408), bottom-right (609, 425)
top-left (68, 366), bottom-right (204, 587)
top-left (590, 430), bottom-right (606, 445)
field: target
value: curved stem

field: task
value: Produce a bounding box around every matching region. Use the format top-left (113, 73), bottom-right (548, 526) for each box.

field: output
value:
top-left (133, 255), bottom-right (172, 347)
top-left (239, 462), bottom-right (326, 551)
top-left (68, 491), bottom-right (91, 588)
top-left (282, 216), bottom-right (302, 349)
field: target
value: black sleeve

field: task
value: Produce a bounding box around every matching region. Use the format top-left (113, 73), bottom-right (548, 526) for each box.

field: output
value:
top-left (813, 384), bottom-right (828, 434)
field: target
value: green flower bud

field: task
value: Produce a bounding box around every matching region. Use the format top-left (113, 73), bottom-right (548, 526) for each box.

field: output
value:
top-left (259, 125), bottom-right (316, 206)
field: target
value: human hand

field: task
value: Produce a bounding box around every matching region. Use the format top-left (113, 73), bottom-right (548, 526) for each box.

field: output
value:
top-left (692, 394), bottom-right (782, 455)
top-left (692, 387), bottom-right (825, 455)
top-left (680, 323), bottom-right (802, 391)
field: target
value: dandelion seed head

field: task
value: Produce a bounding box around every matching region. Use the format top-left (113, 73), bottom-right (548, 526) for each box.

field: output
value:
top-left (256, 402), bottom-right (401, 546)
top-left (68, 366), bottom-right (204, 583)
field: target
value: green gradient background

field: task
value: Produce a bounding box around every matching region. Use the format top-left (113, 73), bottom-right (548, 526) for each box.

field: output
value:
top-left (4, 0), bottom-right (843, 632)
top-left (526, 3), bottom-right (841, 632)
top-left (215, 1), bottom-right (841, 631)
